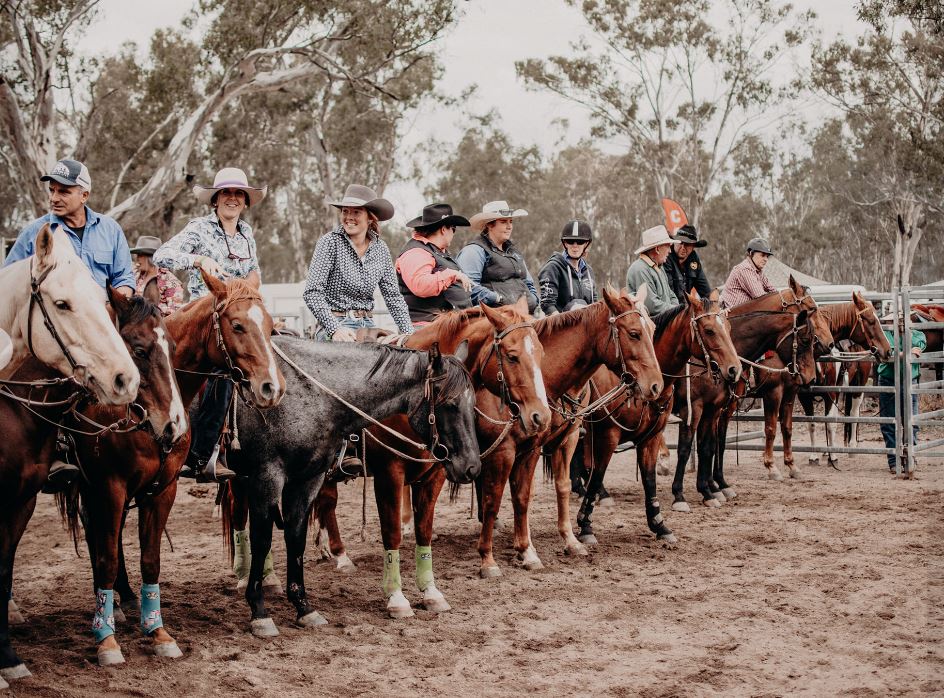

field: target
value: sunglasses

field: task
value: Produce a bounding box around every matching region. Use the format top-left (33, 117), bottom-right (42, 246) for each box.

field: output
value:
top-left (223, 230), bottom-right (252, 261)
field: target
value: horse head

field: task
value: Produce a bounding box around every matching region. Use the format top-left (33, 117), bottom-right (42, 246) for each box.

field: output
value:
top-left (780, 309), bottom-right (817, 385)
top-left (203, 271), bottom-right (285, 408)
top-left (107, 286), bottom-right (187, 450)
top-left (852, 291), bottom-right (892, 361)
top-left (600, 286), bottom-right (663, 400)
top-left (788, 276), bottom-right (834, 352)
top-left (688, 288), bottom-right (740, 384)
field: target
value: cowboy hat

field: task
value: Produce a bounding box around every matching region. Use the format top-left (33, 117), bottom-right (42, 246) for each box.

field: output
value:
top-left (130, 235), bottom-right (163, 256)
top-left (407, 203), bottom-right (470, 232)
top-left (324, 184), bottom-right (395, 222)
top-left (634, 225), bottom-right (678, 255)
top-left (469, 201), bottom-right (528, 233)
top-left (674, 224), bottom-right (707, 248)
top-left (193, 167), bottom-right (267, 207)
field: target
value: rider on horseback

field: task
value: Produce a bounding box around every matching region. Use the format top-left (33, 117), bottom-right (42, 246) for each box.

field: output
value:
top-left (720, 238), bottom-right (776, 309)
top-left (665, 225), bottom-right (711, 303)
top-left (625, 225), bottom-right (681, 315)
top-left (538, 220), bottom-right (597, 315)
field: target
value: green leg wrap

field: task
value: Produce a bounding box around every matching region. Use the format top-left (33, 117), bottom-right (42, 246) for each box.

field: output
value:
top-left (233, 529), bottom-right (251, 580)
top-left (262, 549), bottom-right (274, 578)
top-left (415, 546), bottom-right (434, 592)
top-left (382, 550), bottom-right (402, 598)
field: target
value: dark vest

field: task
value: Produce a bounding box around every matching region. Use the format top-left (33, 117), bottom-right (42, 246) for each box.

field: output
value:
top-left (465, 234), bottom-right (532, 309)
top-left (397, 237), bottom-right (472, 323)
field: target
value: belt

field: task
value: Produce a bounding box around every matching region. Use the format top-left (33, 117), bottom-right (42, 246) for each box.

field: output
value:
top-left (331, 309), bottom-right (373, 318)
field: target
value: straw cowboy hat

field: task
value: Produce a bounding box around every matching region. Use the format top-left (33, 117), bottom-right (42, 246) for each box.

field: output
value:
top-left (469, 201), bottom-right (528, 233)
top-left (129, 235), bottom-right (163, 256)
top-left (324, 184), bottom-right (395, 222)
top-left (407, 203), bottom-right (470, 232)
top-left (634, 225), bottom-right (678, 255)
top-left (193, 167), bottom-right (267, 207)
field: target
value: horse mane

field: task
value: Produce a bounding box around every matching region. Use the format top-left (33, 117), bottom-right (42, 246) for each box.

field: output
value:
top-left (650, 301), bottom-right (688, 339)
top-left (120, 294), bottom-right (163, 325)
top-left (366, 346), bottom-right (470, 403)
top-left (535, 302), bottom-right (603, 338)
top-left (221, 278), bottom-right (263, 308)
top-left (427, 307), bottom-right (486, 340)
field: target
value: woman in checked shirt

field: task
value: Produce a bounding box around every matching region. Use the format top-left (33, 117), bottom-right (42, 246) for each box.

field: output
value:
top-left (302, 184), bottom-right (414, 341)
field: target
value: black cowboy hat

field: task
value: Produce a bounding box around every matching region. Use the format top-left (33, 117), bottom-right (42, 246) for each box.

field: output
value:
top-left (674, 224), bottom-right (707, 247)
top-left (407, 203), bottom-right (470, 232)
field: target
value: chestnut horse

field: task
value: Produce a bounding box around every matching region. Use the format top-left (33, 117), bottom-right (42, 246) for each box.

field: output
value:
top-left (0, 291), bottom-right (179, 684)
top-left (566, 290), bottom-right (741, 549)
top-left (477, 288), bottom-right (663, 576)
top-left (69, 272), bottom-right (285, 666)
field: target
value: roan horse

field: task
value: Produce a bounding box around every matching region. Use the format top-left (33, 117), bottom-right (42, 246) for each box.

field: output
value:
top-left (289, 299), bottom-right (551, 617)
top-left (227, 339), bottom-right (481, 637)
top-left (70, 272), bottom-right (286, 666)
top-left (475, 288), bottom-right (664, 575)
top-left (565, 290), bottom-right (741, 549)
top-left (0, 285), bottom-right (168, 684)
top-left (671, 279), bottom-right (833, 510)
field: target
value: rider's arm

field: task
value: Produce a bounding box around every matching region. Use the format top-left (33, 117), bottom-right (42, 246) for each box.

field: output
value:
top-left (456, 245), bottom-right (501, 307)
top-left (538, 261), bottom-right (560, 315)
top-left (377, 245), bottom-right (415, 335)
top-left (301, 234), bottom-right (342, 338)
top-left (396, 248), bottom-right (458, 297)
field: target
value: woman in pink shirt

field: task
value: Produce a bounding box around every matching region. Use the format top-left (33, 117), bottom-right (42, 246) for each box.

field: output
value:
top-left (395, 203), bottom-right (474, 325)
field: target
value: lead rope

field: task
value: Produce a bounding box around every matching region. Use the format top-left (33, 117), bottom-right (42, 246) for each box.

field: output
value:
top-left (360, 428), bottom-right (368, 542)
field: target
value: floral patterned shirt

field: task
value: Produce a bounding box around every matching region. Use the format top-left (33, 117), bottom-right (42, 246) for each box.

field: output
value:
top-left (152, 214), bottom-right (260, 299)
top-left (135, 266), bottom-right (184, 316)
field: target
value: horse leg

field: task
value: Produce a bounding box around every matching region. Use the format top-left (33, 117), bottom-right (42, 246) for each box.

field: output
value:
top-left (553, 426), bottom-right (587, 557)
top-left (762, 390), bottom-right (784, 481)
top-left (476, 450), bottom-right (513, 578)
top-left (412, 469), bottom-right (450, 613)
top-left (312, 482), bottom-right (355, 573)
top-left (85, 490), bottom-right (128, 666)
top-left (672, 411), bottom-right (698, 512)
top-left (800, 394), bottom-right (820, 464)
top-left (781, 396), bottom-right (800, 479)
top-left (713, 410), bottom-right (736, 500)
top-left (374, 464), bottom-right (412, 618)
top-left (114, 514), bottom-right (137, 623)
top-left (695, 428), bottom-right (721, 507)
top-left (283, 474), bottom-right (328, 629)
top-left (246, 486), bottom-right (279, 638)
top-left (136, 481), bottom-right (183, 658)
top-left (577, 420), bottom-right (620, 544)
top-left (509, 450), bottom-right (544, 570)
top-left (848, 392), bottom-right (864, 450)
top-left (0, 500), bottom-right (37, 682)
top-left (401, 485), bottom-right (414, 538)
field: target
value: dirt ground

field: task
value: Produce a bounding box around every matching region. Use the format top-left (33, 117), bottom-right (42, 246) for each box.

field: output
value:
top-left (7, 420), bottom-right (943, 697)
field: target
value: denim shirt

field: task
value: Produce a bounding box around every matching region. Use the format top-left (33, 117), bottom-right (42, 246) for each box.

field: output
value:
top-left (4, 207), bottom-right (135, 290)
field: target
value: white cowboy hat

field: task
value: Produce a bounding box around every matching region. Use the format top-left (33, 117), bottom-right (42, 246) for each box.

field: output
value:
top-left (469, 201), bottom-right (528, 233)
top-left (0, 328), bottom-right (12, 372)
top-left (324, 184), bottom-right (395, 222)
top-left (193, 167), bottom-right (267, 207)
top-left (634, 224), bottom-right (678, 255)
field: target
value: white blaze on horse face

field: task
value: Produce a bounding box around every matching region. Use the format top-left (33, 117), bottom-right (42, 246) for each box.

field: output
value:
top-left (524, 335), bottom-right (549, 408)
top-left (248, 304), bottom-right (280, 389)
top-left (154, 326), bottom-right (187, 434)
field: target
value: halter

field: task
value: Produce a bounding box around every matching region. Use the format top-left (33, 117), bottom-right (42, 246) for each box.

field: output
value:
top-left (687, 306), bottom-right (727, 381)
top-left (847, 305), bottom-right (882, 354)
top-left (175, 298), bottom-right (254, 399)
top-left (27, 261), bottom-right (82, 373)
top-left (478, 320), bottom-right (533, 419)
top-left (607, 307), bottom-right (646, 390)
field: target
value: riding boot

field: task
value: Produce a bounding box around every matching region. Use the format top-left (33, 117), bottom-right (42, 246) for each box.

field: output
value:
top-left (42, 460), bottom-right (80, 494)
top-left (195, 444), bottom-right (236, 483)
top-left (339, 439), bottom-right (363, 472)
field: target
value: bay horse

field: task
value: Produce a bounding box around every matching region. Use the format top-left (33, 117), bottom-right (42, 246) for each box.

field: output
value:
top-left (912, 304), bottom-right (943, 382)
top-left (476, 288), bottom-right (663, 576)
top-left (564, 289), bottom-right (741, 549)
top-left (293, 298), bottom-right (551, 618)
top-left (67, 271), bottom-right (285, 666)
top-left (671, 280), bottom-right (831, 510)
top-left (0, 290), bottom-right (183, 684)
top-left (226, 339), bottom-right (481, 638)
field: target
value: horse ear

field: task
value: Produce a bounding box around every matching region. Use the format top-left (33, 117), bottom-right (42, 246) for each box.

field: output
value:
top-left (709, 287), bottom-right (720, 303)
top-left (512, 294), bottom-right (529, 317)
top-left (687, 287), bottom-right (700, 306)
top-left (202, 267), bottom-right (227, 302)
top-left (429, 341), bottom-right (442, 372)
top-left (479, 302), bottom-right (501, 329)
top-left (852, 290), bottom-right (866, 308)
top-left (34, 224), bottom-right (55, 267)
top-left (796, 309), bottom-right (809, 326)
top-left (106, 284), bottom-right (130, 322)
top-left (634, 282), bottom-right (649, 307)
top-left (453, 340), bottom-right (470, 363)
top-left (788, 275), bottom-right (801, 294)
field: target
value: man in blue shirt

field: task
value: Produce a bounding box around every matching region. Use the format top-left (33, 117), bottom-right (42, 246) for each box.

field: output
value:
top-left (4, 158), bottom-right (135, 297)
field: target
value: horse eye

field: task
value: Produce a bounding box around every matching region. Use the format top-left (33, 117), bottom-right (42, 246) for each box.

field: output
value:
top-left (54, 300), bottom-right (70, 310)
top-left (133, 346), bottom-right (147, 359)
top-left (232, 322), bottom-right (245, 333)
top-left (705, 328), bottom-right (715, 336)
top-left (629, 330), bottom-right (641, 340)
top-left (506, 354), bottom-right (520, 364)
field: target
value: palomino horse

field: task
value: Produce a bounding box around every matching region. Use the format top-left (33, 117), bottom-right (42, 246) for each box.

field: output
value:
top-left (565, 290), bottom-right (741, 549)
top-left (796, 293), bottom-right (892, 463)
top-left (671, 280), bottom-right (831, 510)
top-left (71, 272), bottom-right (285, 666)
top-left (0, 292), bottom-right (179, 685)
top-left (476, 288), bottom-right (663, 576)
top-left (294, 298), bottom-right (550, 618)
top-left (227, 340), bottom-right (481, 638)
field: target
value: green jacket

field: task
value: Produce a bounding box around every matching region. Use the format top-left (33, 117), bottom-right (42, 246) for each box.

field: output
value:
top-left (625, 255), bottom-right (680, 316)
top-left (877, 328), bottom-right (927, 381)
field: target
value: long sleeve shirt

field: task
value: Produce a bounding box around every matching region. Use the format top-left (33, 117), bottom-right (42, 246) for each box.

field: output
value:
top-left (455, 242), bottom-right (539, 309)
top-left (877, 328), bottom-right (927, 381)
top-left (720, 257), bottom-right (776, 309)
top-left (625, 254), bottom-right (680, 316)
top-left (395, 233), bottom-right (462, 297)
top-left (302, 226), bottom-right (414, 337)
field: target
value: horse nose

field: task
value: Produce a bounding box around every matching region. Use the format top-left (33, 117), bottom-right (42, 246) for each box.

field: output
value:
top-left (728, 365), bottom-right (740, 381)
top-left (259, 381), bottom-right (276, 401)
top-left (650, 382), bottom-right (661, 399)
top-left (114, 371), bottom-right (132, 395)
top-left (530, 410), bottom-right (545, 430)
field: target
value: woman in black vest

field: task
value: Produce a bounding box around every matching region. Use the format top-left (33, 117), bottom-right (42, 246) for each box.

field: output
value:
top-left (456, 200), bottom-right (539, 314)
top-left (538, 219), bottom-right (598, 314)
top-left (395, 203), bottom-right (473, 325)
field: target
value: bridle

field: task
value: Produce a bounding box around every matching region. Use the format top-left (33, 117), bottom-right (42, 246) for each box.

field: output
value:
top-left (606, 306), bottom-right (649, 391)
top-left (778, 289), bottom-right (830, 353)
top-left (847, 305), bottom-right (884, 355)
top-left (478, 321), bottom-right (533, 420)
top-left (407, 354), bottom-right (468, 463)
top-left (27, 261), bottom-right (82, 373)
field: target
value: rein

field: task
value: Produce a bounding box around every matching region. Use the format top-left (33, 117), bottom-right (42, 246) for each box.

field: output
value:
top-left (173, 300), bottom-right (254, 401)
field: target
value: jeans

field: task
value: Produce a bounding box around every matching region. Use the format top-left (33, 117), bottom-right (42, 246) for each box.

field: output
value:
top-left (878, 372), bottom-right (918, 469)
top-left (189, 377), bottom-right (234, 461)
top-left (315, 316), bottom-right (376, 342)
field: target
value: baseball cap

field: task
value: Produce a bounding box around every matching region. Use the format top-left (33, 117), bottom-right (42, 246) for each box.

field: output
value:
top-left (41, 159), bottom-right (92, 191)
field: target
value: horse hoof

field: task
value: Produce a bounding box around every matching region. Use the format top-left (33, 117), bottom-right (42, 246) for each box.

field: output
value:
top-left (250, 618), bottom-right (280, 638)
top-left (523, 558), bottom-right (545, 571)
top-left (387, 591), bottom-right (414, 619)
top-left (767, 471), bottom-right (783, 482)
top-left (597, 496), bottom-right (615, 508)
top-left (789, 470), bottom-right (803, 480)
top-left (672, 501), bottom-right (691, 513)
top-left (808, 456), bottom-right (819, 464)
top-left (565, 541), bottom-right (588, 557)
top-left (7, 600), bottom-right (25, 626)
top-left (262, 573), bottom-right (282, 592)
top-left (721, 487), bottom-right (737, 500)
top-left (479, 565), bottom-right (502, 579)
top-left (703, 498), bottom-right (721, 509)
top-left (711, 491), bottom-right (726, 502)
top-left (0, 675), bottom-right (7, 690)
top-left (236, 577), bottom-right (248, 592)
top-left (827, 458), bottom-right (839, 466)
top-left (0, 664), bottom-right (31, 680)
top-left (578, 533), bottom-right (598, 546)
top-left (335, 554), bottom-right (357, 573)
top-left (422, 588), bottom-right (451, 613)
top-left (658, 533), bottom-right (678, 546)
top-left (656, 464), bottom-right (671, 477)
top-left (518, 545), bottom-right (545, 569)
top-left (97, 647), bottom-right (126, 667)
top-left (153, 641), bottom-right (183, 659)
top-left (297, 611), bottom-right (328, 628)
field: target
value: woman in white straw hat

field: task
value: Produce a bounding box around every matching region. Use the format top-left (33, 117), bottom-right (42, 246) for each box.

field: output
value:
top-left (456, 200), bottom-right (538, 313)
top-left (302, 184), bottom-right (413, 342)
top-left (153, 166), bottom-right (267, 482)
top-left (625, 224), bottom-right (681, 316)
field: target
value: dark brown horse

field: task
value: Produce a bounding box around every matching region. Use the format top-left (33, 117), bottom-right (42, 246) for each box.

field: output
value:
top-left (71, 272), bottom-right (285, 666)
top-left (477, 288), bottom-right (663, 575)
top-left (912, 304), bottom-right (943, 382)
top-left (0, 291), bottom-right (182, 683)
top-left (563, 289), bottom-right (741, 549)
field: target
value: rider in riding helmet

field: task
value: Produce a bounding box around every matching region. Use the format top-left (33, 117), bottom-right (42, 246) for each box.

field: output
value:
top-left (665, 224), bottom-right (711, 304)
top-left (153, 167), bottom-right (267, 482)
top-left (5, 158), bottom-right (136, 490)
top-left (720, 237), bottom-right (776, 309)
top-left (538, 220), bottom-right (597, 315)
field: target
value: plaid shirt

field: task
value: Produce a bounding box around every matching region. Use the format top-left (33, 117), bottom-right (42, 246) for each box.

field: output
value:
top-left (720, 257), bottom-right (776, 308)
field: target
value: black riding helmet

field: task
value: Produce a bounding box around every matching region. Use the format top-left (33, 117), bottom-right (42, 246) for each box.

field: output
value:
top-left (561, 219), bottom-right (592, 244)
top-left (746, 237), bottom-right (774, 255)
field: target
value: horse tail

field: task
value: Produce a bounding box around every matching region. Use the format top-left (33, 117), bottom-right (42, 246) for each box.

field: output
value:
top-left (219, 481), bottom-right (235, 564)
top-left (448, 481), bottom-right (462, 504)
top-left (55, 485), bottom-right (82, 556)
top-left (542, 449), bottom-right (553, 482)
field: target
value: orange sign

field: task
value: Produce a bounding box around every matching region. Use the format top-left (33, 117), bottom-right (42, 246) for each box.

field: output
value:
top-left (661, 198), bottom-right (688, 234)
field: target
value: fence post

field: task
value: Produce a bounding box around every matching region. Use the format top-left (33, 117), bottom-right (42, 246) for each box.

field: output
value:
top-left (891, 287), bottom-right (902, 476)
top-left (902, 285), bottom-right (914, 475)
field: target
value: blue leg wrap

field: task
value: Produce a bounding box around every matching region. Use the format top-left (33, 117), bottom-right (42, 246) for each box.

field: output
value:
top-left (140, 583), bottom-right (164, 636)
top-left (92, 588), bottom-right (115, 642)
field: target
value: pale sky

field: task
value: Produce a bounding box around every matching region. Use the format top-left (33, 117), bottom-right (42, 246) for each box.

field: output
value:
top-left (76, 0), bottom-right (865, 219)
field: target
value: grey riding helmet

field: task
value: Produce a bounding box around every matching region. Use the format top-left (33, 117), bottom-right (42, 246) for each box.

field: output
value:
top-left (561, 220), bottom-right (592, 243)
top-left (746, 237), bottom-right (774, 255)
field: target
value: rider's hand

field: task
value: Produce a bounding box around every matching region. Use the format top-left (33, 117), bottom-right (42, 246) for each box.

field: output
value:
top-left (331, 327), bottom-right (357, 342)
top-left (454, 271), bottom-right (473, 292)
top-left (377, 333), bottom-right (401, 345)
top-left (195, 256), bottom-right (227, 279)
